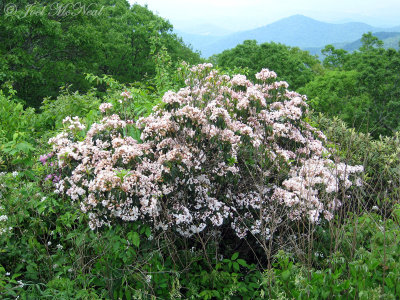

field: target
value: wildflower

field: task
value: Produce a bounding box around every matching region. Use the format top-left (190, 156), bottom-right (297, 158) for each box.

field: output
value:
top-left (120, 90), bottom-right (132, 99)
top-left (99, 102), bottom-right (113, 113)
top-left (39, 152), bottom-right (54, 165)
top-left (17, 280), bottom-right (24, 288)
top-left (39, 155), bottom-right (47, 165)
top-left (145, 275), bottom-right (152, 283)
top-left (52, 175), bottom-right (61, 183)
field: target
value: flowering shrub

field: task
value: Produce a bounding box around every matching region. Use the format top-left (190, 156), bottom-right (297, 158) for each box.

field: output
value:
top-left (48, 64), bottom-right (363, 242)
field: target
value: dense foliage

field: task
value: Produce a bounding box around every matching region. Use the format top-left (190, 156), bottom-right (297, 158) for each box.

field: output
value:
top-left (0, 0), bottom-right (201, 107)
top-left (302, 34), bottom-right (400, 137)
top-left (214, 40), bottom-right (322, 90)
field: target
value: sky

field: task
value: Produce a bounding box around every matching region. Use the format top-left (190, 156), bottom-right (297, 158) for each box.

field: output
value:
top-left (129, 0), bottom-right (400, 33)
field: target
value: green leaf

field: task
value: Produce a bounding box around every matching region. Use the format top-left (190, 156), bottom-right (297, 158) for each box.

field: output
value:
top-left (145, 226), bottom-right (151, 238)
top-left (231, 252), bottom-right (239, 261)
top-left (237, 259), bottom-right (247, 267)
top-left (125, 289), bottom-right (132, 300)
top-left (321, 290), bottom-right (331, 299)
top-left (212, 290), bottom-right (221, 297)
top-left (233, 262), bottom-right (240, 272)
top-left (281, 270), bottom-right (291, 281)
top-left (129, 231), bottom-right (140, 247)
top-left (385, 276), bottom-right (394, 289)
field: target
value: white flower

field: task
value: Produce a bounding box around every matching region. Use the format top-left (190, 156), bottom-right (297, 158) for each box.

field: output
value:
top-left (120, 90), bottom-right (132, 99)
top-left (12, 171), bottom-right (18, 177)
top-left (46, 63), bottom-right (364, 243)
top-left (145, 275), bottom-right (152, 283)
top-left (99, 103), bottom-right (113, 113)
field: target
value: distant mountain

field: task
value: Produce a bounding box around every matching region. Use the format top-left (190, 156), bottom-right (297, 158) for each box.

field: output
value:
top-left (341, 32), bottom-right (400, 51)
top-left (175, 23), bottom-right (234, 36)
top-left (305, 32), bottom-right (400, 56)
top-left (390, 26), bottom-right (400, 32)
top-left (173, 29), bottom-right (222, 52)
top-left (175, 15), bottom-right (400, 58)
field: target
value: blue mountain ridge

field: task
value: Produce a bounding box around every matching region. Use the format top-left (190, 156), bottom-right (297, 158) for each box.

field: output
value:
top-left (175, 15), bottom-right (400, 57)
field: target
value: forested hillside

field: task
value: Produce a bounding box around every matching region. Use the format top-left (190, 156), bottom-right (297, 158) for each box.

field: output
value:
top-left (0, 0), bottom-right (201, 107)
top-left (1, 1), bottom-right (400, 299)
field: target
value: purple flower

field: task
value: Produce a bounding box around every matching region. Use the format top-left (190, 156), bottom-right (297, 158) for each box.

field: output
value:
top-left (39, 155), bottom-right (47, 165)
top-left (39, 153), bottom-right (54, 165)
top-left (52, 175), bottom-right (61, 183)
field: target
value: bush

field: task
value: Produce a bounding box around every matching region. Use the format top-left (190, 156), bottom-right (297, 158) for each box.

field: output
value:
top-left (313, 114), bottom-right (400, 212)
top-left (38, 89), bottom-right (101, 131)
top-left (0, 89), bottom-right (37, 170)
top-left (266, 212), bottom-right (400, 299)
top-left (46, 64), bottom-right (363, 260)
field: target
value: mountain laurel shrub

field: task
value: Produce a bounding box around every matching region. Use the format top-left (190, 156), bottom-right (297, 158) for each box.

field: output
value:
top-left (313, 114), bottom-right (400, 212)
top-left (47, 64), bottom-right (363, 250)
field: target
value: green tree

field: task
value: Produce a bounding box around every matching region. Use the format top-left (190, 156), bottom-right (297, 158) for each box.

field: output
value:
top-left (300, 70), bottom-right (372, 132)
top-left (305, 33), bottom-right (400, 137)
top-left (321, 45), bottom-right (348, 69)
top-left (0, 0), bottom-right (200, 107)
top-left (346, 38), bottom-right (400, 136)
top-left (359, 32), bottom-right (384, 52)
top-left (215, 40), bottom-right (321, 90)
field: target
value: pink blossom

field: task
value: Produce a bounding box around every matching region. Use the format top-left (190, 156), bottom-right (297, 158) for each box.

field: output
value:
top-left (99, 103), bottom-right (113, 113)
top-left (48, 63), bottom-right (364, 240)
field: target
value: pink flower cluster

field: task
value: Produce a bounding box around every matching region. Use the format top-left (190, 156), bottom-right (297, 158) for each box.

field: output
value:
top-left (49, 64), bottom-right (363, 240)
top-left (99, 103), bottom-right (113, 113)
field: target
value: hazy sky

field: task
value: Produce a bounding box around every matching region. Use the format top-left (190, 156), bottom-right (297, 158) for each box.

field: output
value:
top-left (129, 0), bottom-right (400, 32)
